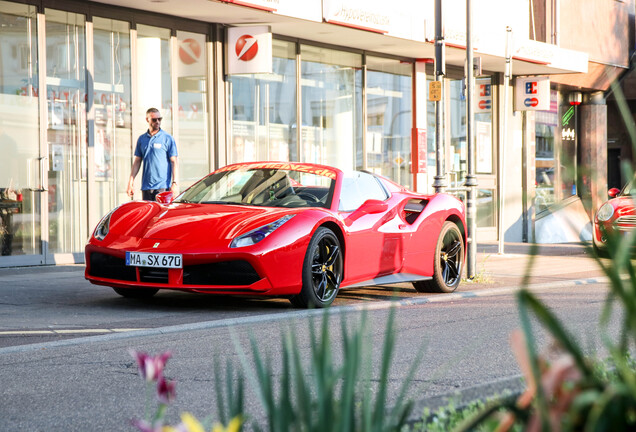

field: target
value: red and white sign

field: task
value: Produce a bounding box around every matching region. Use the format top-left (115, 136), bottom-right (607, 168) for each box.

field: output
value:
top-left (227, 26), bottom-right (272, 75)
top-left (411, 128), bottom-right (427, 174)
top-left (514, 76), bottom-right (550, 111)
top-left (177, 32), bottom-right (206, 77)
top-left (475, 78), bottom-right (492, 114)
top-left (179, 38), bottom-right (201, 65)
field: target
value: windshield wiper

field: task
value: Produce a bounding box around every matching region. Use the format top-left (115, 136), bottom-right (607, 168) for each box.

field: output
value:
top-left (201, 200), bottom-right (242, 205)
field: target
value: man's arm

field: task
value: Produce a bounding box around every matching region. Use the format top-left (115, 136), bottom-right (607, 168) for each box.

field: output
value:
top-left (170, 156), bottom-right (179, 194)
top-left (127, 156), bottom-right (142, 197)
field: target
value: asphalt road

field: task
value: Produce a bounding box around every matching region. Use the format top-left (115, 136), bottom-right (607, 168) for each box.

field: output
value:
top-left (0, 264), bottom-right (528, 348)
top-left (0, 269), bottom-right (617, 431)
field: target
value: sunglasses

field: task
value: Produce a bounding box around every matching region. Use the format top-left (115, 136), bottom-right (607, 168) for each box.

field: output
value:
top-left (150, 117), bottom-right (163, 122)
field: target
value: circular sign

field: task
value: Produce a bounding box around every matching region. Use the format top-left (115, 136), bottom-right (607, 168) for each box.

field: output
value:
top-left (235, 35), bottom-right (258, 61)
top-left (179, 38), bottom-right (201, 65)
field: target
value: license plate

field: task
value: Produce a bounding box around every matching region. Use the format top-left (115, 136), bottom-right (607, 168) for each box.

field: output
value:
top-left (126, 252), bottom-right (182, 268)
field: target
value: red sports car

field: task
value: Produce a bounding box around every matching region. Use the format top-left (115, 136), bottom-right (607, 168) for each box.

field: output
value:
top-left (593, 178), bottom-right (636, 253)
top-left (85, 162), bottom-right (466, 307)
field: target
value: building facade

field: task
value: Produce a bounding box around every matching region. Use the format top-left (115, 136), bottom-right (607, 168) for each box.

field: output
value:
top-left (0, 0), bottom-right (631, 267)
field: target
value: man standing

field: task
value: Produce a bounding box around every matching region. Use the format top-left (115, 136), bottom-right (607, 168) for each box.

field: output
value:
top-left (127, 108), bottom-right (178, 201)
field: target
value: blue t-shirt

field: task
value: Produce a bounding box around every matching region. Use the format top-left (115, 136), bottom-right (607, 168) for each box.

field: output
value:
top-left (134, 129), bottom-right (178, 190)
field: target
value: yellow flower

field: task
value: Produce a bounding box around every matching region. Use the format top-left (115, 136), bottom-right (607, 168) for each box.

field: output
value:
top-left (165, 413), bottom-right (243, 432)
top-left (178, 412), bottom-right (206, 432)
top-left (212, 416), bottom-right (243, 432)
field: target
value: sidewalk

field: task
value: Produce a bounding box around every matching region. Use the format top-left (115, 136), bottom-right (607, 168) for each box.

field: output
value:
top-left (469, 241), bottom-right (606, 291)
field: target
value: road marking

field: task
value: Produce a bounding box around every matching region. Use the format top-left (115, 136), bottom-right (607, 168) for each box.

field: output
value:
top-left (0, 276), bottom-right (609, 356)
top-left (0, 328), bottom-right (145, 336)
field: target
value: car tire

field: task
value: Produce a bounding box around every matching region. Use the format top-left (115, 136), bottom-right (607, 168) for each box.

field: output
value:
top-left (112, 287), bottom-right (159, 299)
top-left (413, 221), bottom-right (464, 293)
top-left (290, 227), bottom-right (343, 308)
top-left (592, 242), bottom-right (609, 258)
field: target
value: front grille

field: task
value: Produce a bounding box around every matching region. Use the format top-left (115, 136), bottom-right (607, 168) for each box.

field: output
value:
top-left (139, 268), bottom-right (169, 284)
top-left (615, 216), bottom-right (636, 231)
top-left (183, 260), bottom-right (260, 286)
top-left (89, 252), bottom-right (137, 281)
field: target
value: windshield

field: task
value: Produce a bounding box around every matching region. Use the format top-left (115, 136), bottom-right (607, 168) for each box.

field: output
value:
top-left (621, 177), bottom-right (636, 196)
top-left (175, 167), bottom-right (335, 208)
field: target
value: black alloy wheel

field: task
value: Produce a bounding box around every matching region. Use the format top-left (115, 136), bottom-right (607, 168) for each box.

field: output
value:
top-left (413, 221), bottom-right (464, 293)
top-left (290, 227), bottom-right (343, 308)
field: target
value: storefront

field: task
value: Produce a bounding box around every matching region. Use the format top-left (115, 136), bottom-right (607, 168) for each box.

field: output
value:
top-left (0, 0), bottom-right (589, 267)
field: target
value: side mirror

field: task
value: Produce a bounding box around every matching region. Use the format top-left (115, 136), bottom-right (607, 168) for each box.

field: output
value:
top-left (156, 191), bottom-right (174, 204)
top-left (608, 188), bottom-right (621, 198)
top-left (359, 199), bottom-right (388, 215)
top-left (345, 199), bottom-right (388, 226)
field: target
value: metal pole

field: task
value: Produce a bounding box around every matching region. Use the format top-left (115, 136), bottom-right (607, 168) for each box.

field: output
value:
top-left (465, 0), bottom-right (477, 278)
top-left (433, 0), bottom-right (446, 193)
top-left (498, 27), bottom-right (513, 255)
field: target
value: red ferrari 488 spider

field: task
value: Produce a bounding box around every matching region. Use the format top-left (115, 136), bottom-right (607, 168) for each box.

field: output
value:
top-left (85, 162), bottom-right (466, 307)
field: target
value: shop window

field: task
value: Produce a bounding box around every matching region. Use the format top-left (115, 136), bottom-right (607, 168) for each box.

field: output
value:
top-left (444, 77), bottom-right (495, 229)
top-left (177, 30), bottom-right (209, 184)
top-left (535, 90), bottom-right (558, 213)
top-left (366, 56), bottom-right (412, 189)
top-left (535, 91), bottom-right (577, 214)
top-left (229, 39), bottom-right (296, 163)
top-left (300, 45), bottom-right (362, 171)
top-left (45, 9), bottom-right (88, 254)
top-left (93, 17), bottom-right (132, 213)
top-left (0, 1), bottom-right (40, 256)
top-left (136, 24), bottom-right (172, 133)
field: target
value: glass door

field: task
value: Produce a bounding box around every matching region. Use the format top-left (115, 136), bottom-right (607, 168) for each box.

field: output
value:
top-left (0, 2), bottom-right (44, 265)
top-left (45, 9), bottom-right (87, 258)
top-left (93, 17), bottom-right (132, 216)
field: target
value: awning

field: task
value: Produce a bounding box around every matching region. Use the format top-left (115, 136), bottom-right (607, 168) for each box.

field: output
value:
top-left (93, 0), bottom-right (589, 77)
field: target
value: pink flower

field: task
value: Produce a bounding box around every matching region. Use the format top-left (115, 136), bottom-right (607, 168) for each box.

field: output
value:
top-left (131, 418), bottom-right (164, 432)
top-left (130, 350), bottom-right (172, 382)
top-left (157, 375), bottom-right (177, 404)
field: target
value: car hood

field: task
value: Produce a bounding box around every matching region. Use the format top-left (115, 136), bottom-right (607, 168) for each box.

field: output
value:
top-left (611, 196), bottom-right (636, 217)
top-left (108, 201), bottom-right (301, 248)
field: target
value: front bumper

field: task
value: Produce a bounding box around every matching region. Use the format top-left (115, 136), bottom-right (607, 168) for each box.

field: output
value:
top-left (84, 243), bottom-right (305, 296)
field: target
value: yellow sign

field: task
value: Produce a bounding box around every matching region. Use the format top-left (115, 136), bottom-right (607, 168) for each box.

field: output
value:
top-left (429, 81), bottom-right (442, 101)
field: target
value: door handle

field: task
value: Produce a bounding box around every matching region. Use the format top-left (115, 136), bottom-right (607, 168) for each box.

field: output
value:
top-left (34, 156), bottom-right (48, 192)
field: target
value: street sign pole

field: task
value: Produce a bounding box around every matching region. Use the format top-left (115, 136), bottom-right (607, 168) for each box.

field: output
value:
top-left (433, 0), bottom-right (446, 193)
top-left (465, 0), bottom-right (477, 278)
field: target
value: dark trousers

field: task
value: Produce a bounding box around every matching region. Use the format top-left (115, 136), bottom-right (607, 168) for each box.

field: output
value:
top-left (0, 210), bottom-right (12, 256)
top-left (142, 189), bottom-right (167, 201)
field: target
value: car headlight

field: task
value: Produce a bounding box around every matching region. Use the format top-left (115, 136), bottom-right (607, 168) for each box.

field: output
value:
top-left (230, 215), bottom-right (295, 248)
top-left (93, 209), bottom-right (115, 241)
top-left (596, 203), bottom-right (615, 222)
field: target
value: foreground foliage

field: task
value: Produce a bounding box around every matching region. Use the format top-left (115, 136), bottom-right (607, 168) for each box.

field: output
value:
top-left (130, 310), bottom-right (421, 432)
top-left (458, 219), bottom-right (636, 430)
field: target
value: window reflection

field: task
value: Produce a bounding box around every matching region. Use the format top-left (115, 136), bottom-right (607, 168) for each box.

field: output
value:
top-left (535, 90), bottom-right (558, 213)
top-left (300, 45), bottom-right (362, 170)
top-left (93, 17), bottom-right (132, 213)
top-left (366, 56), bottom-right (412, 189)
top-left (45, 8), bottom-right (87, 253)
top-left (177, 30), bottom-right (209, 184)
top-left (229, 40), bottom-right (296, 164)
top-left (0, 1), bottom-right (40, 256)
top-left (136, 24), bottom-right (172, 133)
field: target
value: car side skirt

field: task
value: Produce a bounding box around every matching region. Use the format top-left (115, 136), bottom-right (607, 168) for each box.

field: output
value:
top-left (342, 273), bottom-right (432, 288)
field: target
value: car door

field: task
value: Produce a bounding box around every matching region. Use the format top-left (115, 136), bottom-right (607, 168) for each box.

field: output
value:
top-left (338, 172), bottom-right (405, 283)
